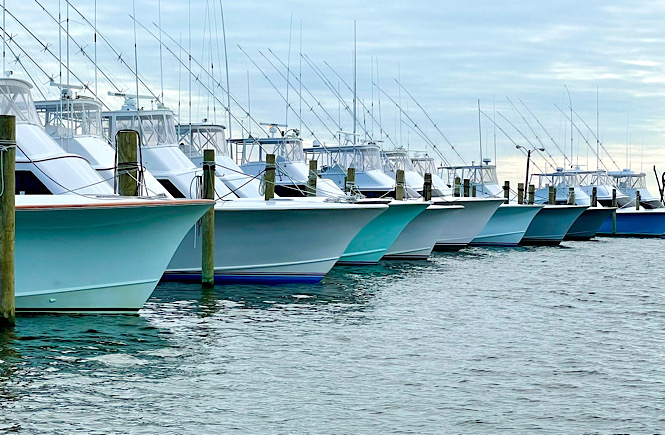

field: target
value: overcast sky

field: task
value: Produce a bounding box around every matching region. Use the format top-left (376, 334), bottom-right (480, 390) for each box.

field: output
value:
top-left (6, 0), bottom-right (665, 189)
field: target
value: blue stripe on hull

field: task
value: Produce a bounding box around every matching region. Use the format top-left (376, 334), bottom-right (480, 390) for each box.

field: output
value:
top-left (597, 213), bottom-right (665, 237)
top-left (162, 273), bottom-right (324, 284)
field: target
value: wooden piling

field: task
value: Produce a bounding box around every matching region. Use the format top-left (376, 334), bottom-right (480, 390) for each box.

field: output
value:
top-left (503, 181), bottom-right (510, 204)
top-left (395, 169), bottom-right (405, 200)
top-left (471, 185), bottom-right (477, 198)
top-left (517, 182), bottom-right (524, 204)
top-left (453, 176), bottom-right (461, 197)
top-left (567, 187), bottom-right (575, 205)
top-left (548, 185), bottom-right (556, 205)
top-left (423, 173), bottom-right (432, 201)
top-left (463, 178), bottom-right (471, 197)
top-left (591, 186), bottom-right (597, 207)
top-left (345, 167), bottom-right (356, 193)
top-left (307, 160), bottom-right (317, 197)
top-left (117, 130), bottom-right (139, 196)
top-left (201, 149), bottom-right (215, 288)
top-left (528, 184), bottom-right (535, 205)
top-left (612, 188), bottom-right (617, 235)
top-left (636, 190), bottom-right (641, 210)
top-left (0, 115), bottom-right (16, 328)
top-left (264, 154), bottom-right (276, 200)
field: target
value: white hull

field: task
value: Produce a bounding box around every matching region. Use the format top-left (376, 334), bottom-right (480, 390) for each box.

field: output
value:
top-left (471, 204), bottom-right (543, 246)
top-left (433, 197), bottom-right (504, 250)
top-left (15, 196), bottom-right (211, 313)
top-left (521, 205), bottom-right (588, 245)
top-left (384, 205), bottom-right (465, 260)
top-left (166, 199), bottom-right (386, 282)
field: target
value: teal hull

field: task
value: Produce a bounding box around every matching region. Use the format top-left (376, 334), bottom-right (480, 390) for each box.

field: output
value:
top-left (338, 201), bottom-right (429, 264)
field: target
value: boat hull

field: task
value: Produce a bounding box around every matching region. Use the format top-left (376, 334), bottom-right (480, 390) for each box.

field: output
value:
top-left (165, 201), bottom-right (386, 283)
top-left (470, 204), bottom-right (543, 246)
top-left (432, 198), bottom-right (504, 251)
top-left (597, 209), bottom-right (665, 237)
top-left (383, 205), bottom-right (465, 260)
top-left (15, 198), bottom-right (211, 313)
top-left (338, 201), bottom-right (429, 264)
top-left (521, 205), bottom-right (588, 245)
top-left (564, 207), bottom-right (616, 240)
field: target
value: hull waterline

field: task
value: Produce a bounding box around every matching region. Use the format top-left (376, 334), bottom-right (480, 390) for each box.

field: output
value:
top-left (470, 204), bottom-right (543, 247)
top-left (165, 200), bottom-right (387, 283)
top-left (564, 207), bottom-right (616, 241)
top-left (597, 209), bottom-right (665, 237)
top-left (338, 201), bottom-right (429, 265)
top-left (521, 205), bottom-right (588, 245)
top-left (16, 197), bottom-right (211, 313)
top-left (384, 205), bottom-right (465, 260)
top-left (432, 198), bottom-right (504, 251)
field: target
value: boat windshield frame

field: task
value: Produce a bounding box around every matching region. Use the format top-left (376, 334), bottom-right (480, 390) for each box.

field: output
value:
top-left (35, 98), bottom-right (104, 139)
top-left (608, 171), bottom-right (647, 189)
top-left (442, 164), bottom-right (499, 186)
top-left (304, 144), bottom-right (383, 172)
top-left (102, 109), bottom-right (178, 147)
top-left (232, 136), bottom-right (305, 165)
top-left (381, 150), bottom-right (417, 173)
top-left (0, 78), bottom-right (41, 126)
top-left (177, 124), bottom-right (229, 159)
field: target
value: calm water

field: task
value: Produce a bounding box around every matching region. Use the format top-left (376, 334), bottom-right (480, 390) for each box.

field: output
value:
top-left (1, 238), bottom-right (664, 433)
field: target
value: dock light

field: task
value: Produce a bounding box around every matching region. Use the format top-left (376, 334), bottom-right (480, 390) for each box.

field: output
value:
top-left (516, 145), bottom-right (546, 192)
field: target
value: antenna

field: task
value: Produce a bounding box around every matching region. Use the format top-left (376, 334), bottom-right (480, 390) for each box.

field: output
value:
top-left (299, 19), bottom-right (302, 135)
top-left (220, 0), bottom-right (232, 140)
top-left (493, 94), bottom-right (496, 163)
top-left (247, 70), bottom-right (251, 136)
top-left (564, 84), bottom-right (572, 167)
top-left (398, 62), bottom-right (402, 147)
top-left (352, 20), bottom-right (357, 145)
top-left (158, 0), bottom-right (164, 105)
top-left (2, 0), bottom-right (5, 75)
top-left (596, 86), bottom-right (599, 170)
top-left (188, 0), bottom-right (192, 126)
top-left (132, 0), bottom-right (140, 110)
top-left (478, 99), bottom-right (483, 186)
top-left (66, 1), bottom-right (69, 88)
top-left (285, 12), bottom-right (293, 130)
top-left (94, 0), bottom-right (97, 96)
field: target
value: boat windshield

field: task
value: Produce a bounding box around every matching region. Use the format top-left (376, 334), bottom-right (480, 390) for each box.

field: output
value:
top-left (177, 125), bottom-right (228, 159)
top-left (444, 165), bottom-right (498, 186)
top-left (382, 151), bottom-right (416, 172)
top-left (0, 79), bottom-right (40, 125)
top-left (610, 173), bottom-right (647, 189)
top-left (535, 172), bottom-right (577, 188)
top-left (108, 112), bottom-right (178, 147)
top-left (37, 99), bottom-right (103, 138)
top-left (236, 136), bottom-right (304, 164)
top-left (410, 157), bottom-right (437, 175)
top-left (307, 145), bottom-right (382, 171)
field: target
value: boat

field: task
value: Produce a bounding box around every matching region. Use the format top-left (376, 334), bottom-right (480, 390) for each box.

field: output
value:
top-left (440, 162), bottom-right (541, 247)
top-left (521, 205), bottom-right (588, 245)
top-left (0, 78), bottom-right (211, 312)
top-left (607, 169), bottom-right (663, 209)
top-left (596, 208), bottom-right (665, 237)
top-left (101, 104), bottom-right (388, 282)
top-left (565, 207), bottom-right (617, 240)
top-left (16, 195), bottom-right (211, 313)
top-left (178, 123), bottom-right (427, 265)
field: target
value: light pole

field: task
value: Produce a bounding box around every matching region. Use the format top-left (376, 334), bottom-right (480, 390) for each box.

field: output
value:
top-left (516, 145), bottom-right (545, 191)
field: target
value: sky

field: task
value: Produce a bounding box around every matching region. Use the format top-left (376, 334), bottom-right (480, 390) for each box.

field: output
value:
top-left (5, 0), bottom-right (665, 191)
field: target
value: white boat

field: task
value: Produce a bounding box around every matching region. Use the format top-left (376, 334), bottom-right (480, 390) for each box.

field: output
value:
top-left (34, 97), bottom-right (172, 197)
top-left (532, 169), bottom-right (591, 205)
top-left (439, 162), bottom-right (540, 247)
top-left (383, 204), bottom-right (465, 259)
top-left (16, 195), bottom-right (211, 313)
top-left (470, 204), bottom-right (544, 246)
top-left (431, 197), bottom-right (504, 250)
top-left (0, 78), bottom-right (211, 312)
top-left (101, 105), bottom-right (388, 282)
top-left (521, 205), bottom-right (588, 245)
top-left (608, 169), bottom-right (663, 209)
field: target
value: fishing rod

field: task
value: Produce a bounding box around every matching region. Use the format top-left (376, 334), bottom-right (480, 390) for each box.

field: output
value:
top-left (496, 109), bottom-right (556, 171)
top-left (394, 79), bottom-right (466, 164)
top-left (147, 18), bottom-right (269, 137)
top-left (570, 107), bottom-right (621, 171)
top-left (255, 48), bottom-right (339, 140)
top-left (479, 108), bottom-right (547, 176)
top-left (517, 98), bottom-right (570, 168)
top-left (130, 15), bottom-right (269, 138)
top-left (65, 0), bottom-right (161, 105)
top-left (505, 97), bottom-right (558, 169)
top-left (372, 79), bottom-right (451, 166)
top-left (0, 34), bottom-right (46, 99)
top-left (33, 0), bottom-right (122, 97)
top-left (0, 15), bottom-right (108, 107)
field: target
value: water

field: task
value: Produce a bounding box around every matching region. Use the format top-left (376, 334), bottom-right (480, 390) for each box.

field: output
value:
top-left (2, 238), bottom-right (664, 433)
